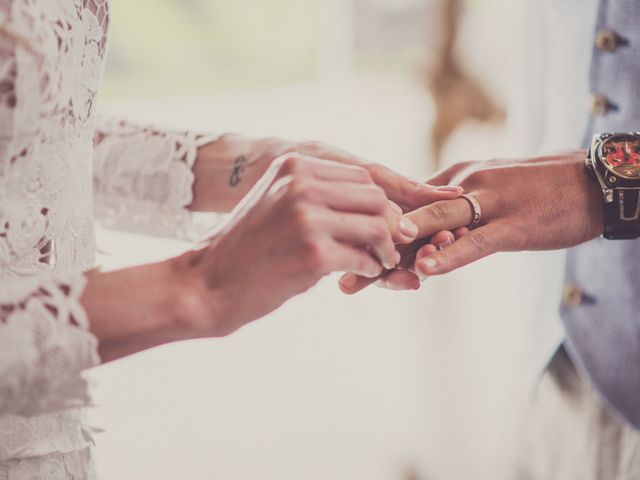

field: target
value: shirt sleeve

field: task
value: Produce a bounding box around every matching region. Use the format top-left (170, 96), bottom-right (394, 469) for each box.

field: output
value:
top-left (0, 273), bottom-right (100, 416)
top-left (92, 115), bottom-right (220, 240)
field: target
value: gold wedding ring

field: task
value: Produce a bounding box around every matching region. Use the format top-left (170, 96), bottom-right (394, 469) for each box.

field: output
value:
top-left (461, 193), bottom-right (482, 229)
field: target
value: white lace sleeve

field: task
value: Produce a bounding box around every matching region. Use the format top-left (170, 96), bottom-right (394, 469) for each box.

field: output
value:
top-left (0, 2), bottom-right (102, 418)
top-left (93, 115), bottom-right (220, 240)
top-left (0, 273), bottom-right (99, 417)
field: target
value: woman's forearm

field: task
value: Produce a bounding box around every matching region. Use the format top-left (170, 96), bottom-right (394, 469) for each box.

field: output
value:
top-left (190, 134), bottom-right (290, 213)
top-left (81, 258), bottom-right (212, 363)
top-left (83, 152), bottom-right (437, 363)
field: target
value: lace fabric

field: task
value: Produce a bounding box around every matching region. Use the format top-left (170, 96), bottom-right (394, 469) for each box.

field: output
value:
top-left (93, 115), bottom-right (220, 240)
top-left (0, 0), bottom-right (218, 478)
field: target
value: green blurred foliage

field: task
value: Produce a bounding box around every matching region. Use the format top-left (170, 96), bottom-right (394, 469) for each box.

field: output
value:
top-left (102, 0), bottom-right (319, 99)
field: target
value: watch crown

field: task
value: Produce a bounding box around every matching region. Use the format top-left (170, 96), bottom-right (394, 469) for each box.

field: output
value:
top-left (604, 189), bottom-right (614, 203)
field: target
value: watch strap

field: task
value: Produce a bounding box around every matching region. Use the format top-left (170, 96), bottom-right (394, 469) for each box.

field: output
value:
top-left (604, 188), bottom-right (640, 239)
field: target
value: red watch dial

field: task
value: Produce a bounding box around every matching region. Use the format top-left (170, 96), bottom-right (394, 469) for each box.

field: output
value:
top-left (602, 137), bottom-right (640, 179)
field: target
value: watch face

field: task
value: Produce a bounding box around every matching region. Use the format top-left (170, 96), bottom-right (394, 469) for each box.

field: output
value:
top-left (601, 135), bottom-right (640, 179)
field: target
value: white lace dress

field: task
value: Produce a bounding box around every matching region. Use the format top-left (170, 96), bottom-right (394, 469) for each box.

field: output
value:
top-left (0, 1), bottom-right (218, 478)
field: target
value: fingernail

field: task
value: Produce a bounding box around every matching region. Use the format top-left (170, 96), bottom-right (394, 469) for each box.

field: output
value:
top-left (389, 282), bottom-right (410, 291)
top-left (423, 258), bottom-right (438, 270)
top-left (436, 185), bottom-right (463, 193)
top-left (394, 251), bottom-right (401, 266)
top-left (437, 240), bottom-right (452, 251)
top-left (340, 275), bottom-right (357, 289)
top-left (417, 258), bottom-right (438, 274)
top-left (399, 218), bottom-right (418, 238)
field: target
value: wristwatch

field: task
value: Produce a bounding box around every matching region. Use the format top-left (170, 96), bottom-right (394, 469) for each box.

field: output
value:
top-left (585, 132), bottom-right (640, 239)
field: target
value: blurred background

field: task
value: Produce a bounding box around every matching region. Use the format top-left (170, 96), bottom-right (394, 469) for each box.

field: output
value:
top-left (90, 0), bottom-right (566, 478)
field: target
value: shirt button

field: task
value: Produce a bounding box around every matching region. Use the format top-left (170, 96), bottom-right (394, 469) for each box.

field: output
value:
top-left (595, 30), bottom-right (620, 52)
top-left (590, 94), bottom-right (611, 116)
top-left (562, 284), bottom-right (584, 307)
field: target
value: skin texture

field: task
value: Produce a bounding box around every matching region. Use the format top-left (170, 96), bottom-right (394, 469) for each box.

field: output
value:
top-left (190, 135), bottom-right (463, 213)
top-left (339, 150), bottom-right (605, 294)
top-left (85, 144), bottom-right (462, 362)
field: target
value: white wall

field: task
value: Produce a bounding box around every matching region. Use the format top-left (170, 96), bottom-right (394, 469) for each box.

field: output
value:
top-left (91, 1), bottom-right (567, 478)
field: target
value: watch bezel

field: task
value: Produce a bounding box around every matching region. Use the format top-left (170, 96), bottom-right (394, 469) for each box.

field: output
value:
top-left (587, 133), bottom-right (640, 240)
top-left (595, 132), bottom-right (640, 181)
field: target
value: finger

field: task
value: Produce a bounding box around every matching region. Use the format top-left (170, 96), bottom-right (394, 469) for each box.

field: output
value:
top-left (313, 182), bottom-right (419, 244)
top-left (426, 162), bottom-right (475, 186)
top-left (325, 212), bottom-right (399, 270)
top-left (430, 230), bottom-right (455, 250)
top-left (453, 227), bottom-right (470, 239)
top-left (314, 181), bottom-right (390, 215)
top-left (338, 237), bottom-right (427, 295)
top-left (386, 206), bottom-right (419, 244)
top-left (416, 243), bottom-right (438, 261)
top-left (405, 197), bottom-right (477, 239)
top-left (378, 269), bottom-right (421, 291)
top-left (339, 272), bottom-right (380, 295)
top-left (414, 225), bottom-right (500, 276)
top-left (414, 244), bottom-right (438, 280)
top-left (328, 241), bottom-right (384, 278)
top-left (401, 184), bottom-right (465, 212)
top-left (366, 164), bottom-right (463, 211)
top-left (279, 154), bottom-right (374, 184)
top-left (388, 200), bottom-right (403, 215)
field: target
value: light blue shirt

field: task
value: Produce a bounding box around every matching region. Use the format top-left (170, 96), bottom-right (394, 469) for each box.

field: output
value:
top-left (517, 0), bottom-right (640, 428)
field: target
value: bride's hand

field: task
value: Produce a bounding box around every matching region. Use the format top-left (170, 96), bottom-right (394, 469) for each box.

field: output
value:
top-left (174, 153), bottom-right (419, 336)
top-left (338, 227), bottom-right (469, 293)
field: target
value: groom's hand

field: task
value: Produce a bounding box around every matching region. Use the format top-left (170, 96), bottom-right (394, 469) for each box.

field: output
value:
top-left (339, 150), bottom-right (604, 294)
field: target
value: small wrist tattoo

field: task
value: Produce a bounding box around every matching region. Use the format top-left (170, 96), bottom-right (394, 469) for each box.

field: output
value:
top-left (229, 155), bottom-right (247, 187)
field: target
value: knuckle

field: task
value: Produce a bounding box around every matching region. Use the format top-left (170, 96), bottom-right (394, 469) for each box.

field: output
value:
top-left (469, 231), bottom-right (491, 253)
top-left (356, 256), bottom-right (376, 276)
top-left (508, 221), bottom-right (529, 250)
top-left (457, 160), bottom-right (477, 170)
top-left (368, 185), bottom-right (388, 211)
top-left (298, 140), bottom-right (325, 153)
top-left (359, 165), bottom-right (374, 183)
top-left (290, 201), bottom-right (313, 227)
top-left (464, 168), bottom-right (491, 187)
top-left (440, 160), bottom-right (475, 179)
top-left (352, 251), bottom-right (379, 276)
top-left (284, 176), bottom-right (312, 201)
top-left (478, 189), bottom-right (500, 214)
top-left (303, 239), bottom-right (329, 271)
top-left (370, 218), bottom-right (390, 243)
top-left (349, 164), bottom-right (373, 184)
top-left (276, 153), bottom-right (305, 175)
top-left (429, 202), bottom-right (450, 221)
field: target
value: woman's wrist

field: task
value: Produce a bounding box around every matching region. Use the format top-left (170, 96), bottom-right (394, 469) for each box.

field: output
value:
top-left (82, 257), bottom-right (220, 362)
top-left (164, 247), bottom-right (232, 338)
top-left (190, 134), bottom-right (291, 213)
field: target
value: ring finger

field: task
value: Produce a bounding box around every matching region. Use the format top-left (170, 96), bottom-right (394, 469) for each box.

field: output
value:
top-left (405, 193), bottom-right (489, 239)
